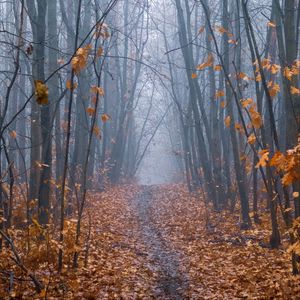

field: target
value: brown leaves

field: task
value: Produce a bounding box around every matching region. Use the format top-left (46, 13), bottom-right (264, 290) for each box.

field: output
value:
top-left (215, 90), bottom-right (225, 99)
top-left (224, 115), bottom-right (231, 128)
top-left (196, 53), bottom-right (214, 71)
top-left (267, 21), bottom-right (276, 28)
top-left (249, 105), bottom-right (263, 129)
top-left (71, 45), bottom-right (92, 74)
top-left (269, 139), bottom-right (300, 186)
top-left (291, 86), bottom-right (300, 95)
top-left (90, 86), bottom-right (105, 96)
top-left (101, 114), bottom-right (111, 122)
top-left (34, 80), bottom-right (49, 105)
top-left (256, 149), bottom-right (269, 168)
top-left (66, 80), bottom-right (78, 90)
top-left (10, 130), bottom-right (17, 139)
top-left (247, 133), bottom-right (256, 145)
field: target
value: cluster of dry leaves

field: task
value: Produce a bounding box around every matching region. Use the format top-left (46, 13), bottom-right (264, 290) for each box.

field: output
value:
top-left (149, 184), bottom-right (300, 299)
top-left (1, 183), bottom-right (300, 299)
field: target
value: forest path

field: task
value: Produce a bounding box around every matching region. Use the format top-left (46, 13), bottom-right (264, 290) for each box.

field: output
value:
top-left (133, 186), bottom-right (189, 299)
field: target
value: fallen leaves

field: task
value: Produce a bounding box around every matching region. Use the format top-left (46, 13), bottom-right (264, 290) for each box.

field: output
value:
top-left (2, 184), bottom-right (300, 299)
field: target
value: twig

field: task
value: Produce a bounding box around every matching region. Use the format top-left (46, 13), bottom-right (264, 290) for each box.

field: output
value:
top-left (0, 229), bottom-right (44, 293)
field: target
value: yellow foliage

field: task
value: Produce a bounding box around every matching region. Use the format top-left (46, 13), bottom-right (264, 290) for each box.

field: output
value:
top-left (34, 80), bottom-right (49, 105)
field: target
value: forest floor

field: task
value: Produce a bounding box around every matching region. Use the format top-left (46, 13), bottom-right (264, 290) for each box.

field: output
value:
top-left (1, 184), bottom-right (300, 299)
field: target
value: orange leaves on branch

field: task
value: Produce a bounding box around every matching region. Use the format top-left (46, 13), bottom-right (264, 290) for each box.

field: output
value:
top-left (34, 80), bottom-right (49, 105)
top-left (267, 81), bottom-right (280, 98)
top-left (225, 115), bottom-right (231, 128)
top-left (267, 21), bottom-right (276, 28)
top-left (93, 125), bottom-right (101, 138)
top-left (215, 90), bottom-right (225, 99)
top-left (240, 98), bottom-right (253, 108)
top-left (270, 139), bottom-right (300, 186)
top-left (256, 149), bottom-right (270, 168)
top-left (191, 73), bottom-right (198, 79)
top-left (270, 151), bottom-right (286, 170)
top-left (94, 23), bottom-right (110, 39)
top-left (283, 63), bottom-right (300, 81)
top-left (215, 25), bottom-right (233, 38)
top-left (66, 80), bottom-right (78, 90)
top-left (10, 130), bottom-right (17, 139)
top-left (86, 107), bottom-right (96, 116)
top-left (91, 86), bottom-right (105, 96)
top-left (247, 133), bottom-right (256, 145)
top-left (291, 86), bottom-right (300, 95)
top-left (220, 101), bottom-right (226, 108)
top-left (196, 54), bottom-right (214, 71)
top-left (214, 64), bottom-right (222, 71)
top-left (71, 45), bottom-right (92, 74)
top-left (236, 72), bottom-right (248, 80)
top-left (284, 67), bottom-right (293, 81)
top-left (270, 64), bottom-right (281, 75)
top-left (101, 114), bottom-right (111, 122)
top-left (97, 47), bottom-right (104, 57)
top-left (249, 105), bottom-right (263, 129)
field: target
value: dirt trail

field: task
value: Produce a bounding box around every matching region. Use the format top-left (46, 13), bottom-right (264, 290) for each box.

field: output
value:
top-left (133, 186), bottom-right (189, 299)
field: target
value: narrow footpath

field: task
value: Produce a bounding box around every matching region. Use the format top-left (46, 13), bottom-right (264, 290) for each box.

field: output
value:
top-left (133, 186), bottom-right (189, 299)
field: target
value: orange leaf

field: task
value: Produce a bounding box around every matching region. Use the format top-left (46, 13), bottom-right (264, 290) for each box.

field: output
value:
top-left (97, 47), bottom-right (104, 57)
top-left (284, 67), bottom-right (293, 81)
top-left (225, 115), bottom-right (231, 128)
top-left (93, 125), bottom-right (101, 138)
top-left (214, 64), bottom-right (222, 71)
top-left (34, 80), bottom-right (48, 105)
top-left (247, 133), bottom-right (256, 145)
top-left (256, 149), bottom-right (269, 168)
top-left (215, 90), bottom-right (225, 99)
top-left (198, 26), bottom-right (205, 34)
top-left (267, 21), bottom-right (276, 28)
top-left (91, 86), bottom-right (105, 96)
top-left (66, 80), bottom-right (78, 90)
top-left (196, 54), bottom-right (214, 70)
top-left (86, 107), bottom-right (96, 116)
top-left (291, 86), bottom-right (300, 95)
top-left (101, 113), bottom-right (111, 122)
top-left (241, 98), bottom-right (253, 108)
top-left (10, 130), bottom-right (17, 139)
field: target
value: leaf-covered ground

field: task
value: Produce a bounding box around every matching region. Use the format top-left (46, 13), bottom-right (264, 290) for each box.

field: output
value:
top-left (1, 184), bottom-right (300, 299)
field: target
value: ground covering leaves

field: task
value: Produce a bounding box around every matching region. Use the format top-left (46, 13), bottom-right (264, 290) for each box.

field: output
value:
top-left (1, 184), bottom-right (300, 299)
